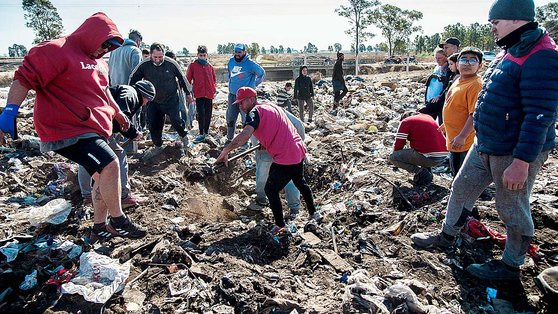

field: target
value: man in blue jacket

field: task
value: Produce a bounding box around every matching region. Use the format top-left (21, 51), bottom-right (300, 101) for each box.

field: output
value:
top-left (411, 0), bottom-right (558, 281)
top-left (109, 30), bottom-right (142, 86)
top-left (226, 43), bottom-right (265, 144)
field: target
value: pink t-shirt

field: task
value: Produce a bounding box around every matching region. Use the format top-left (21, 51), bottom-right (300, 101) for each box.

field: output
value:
top-left (249, 104), bottom-right (306, 165)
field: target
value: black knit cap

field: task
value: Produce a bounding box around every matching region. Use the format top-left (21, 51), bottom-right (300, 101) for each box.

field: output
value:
top-left (133, 80), bottom-right (156, 101)
top-left (488, 0), bottom-right (535, 21)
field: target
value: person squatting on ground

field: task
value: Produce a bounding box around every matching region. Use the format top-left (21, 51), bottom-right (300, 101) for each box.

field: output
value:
top-left (0, 12), bottom-right (147, 241)
top-left (187, 45), bottom-right (217, 144)
top-left (332, 52), bottom-right (348, 112)
top-left (215, 87), bottom-right (318, 235)
top-left (294, 66), bottom-right (315, 122)
top-left (276, 82), bottom-right (294, 114)
top-left (78, 80), bottom-right (156, 208)
top-left (411, 0), bottom-right (558, 281)
top-left (225, 44), bottom-right (265, 145)
top-left (129, 42), bottom-right (193, 159)
top-left (390, 112), bottom-right (448, 186)
top-left (439, 47), bottom-right (483, 176)
top-left (253, 108), bottom-right (305, 220)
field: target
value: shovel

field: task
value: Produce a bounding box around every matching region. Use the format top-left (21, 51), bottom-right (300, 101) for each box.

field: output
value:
top-left (212, 143), bottom-right (261, 172)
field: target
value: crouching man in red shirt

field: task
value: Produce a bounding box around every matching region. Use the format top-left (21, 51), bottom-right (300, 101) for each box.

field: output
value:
top-left (389, 112), bottom-right (448, 185)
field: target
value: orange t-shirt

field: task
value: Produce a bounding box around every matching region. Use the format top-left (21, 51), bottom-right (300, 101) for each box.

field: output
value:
top-left (442, 75), bottom-right (482, 152)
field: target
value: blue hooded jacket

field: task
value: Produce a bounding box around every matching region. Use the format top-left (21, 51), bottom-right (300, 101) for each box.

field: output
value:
top-left (474, 30), bottom-right (558, 162)
top-left (227, 55), bottom-right (265, 94)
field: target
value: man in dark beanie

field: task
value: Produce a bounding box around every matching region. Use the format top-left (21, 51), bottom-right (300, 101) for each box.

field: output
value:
top-left (411, 0), bottom-right (558, 281)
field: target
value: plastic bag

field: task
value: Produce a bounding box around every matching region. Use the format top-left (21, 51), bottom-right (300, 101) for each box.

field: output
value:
top-left (0, 240), bottom-right (19, 262)
top-left (61, 252), bottom-right (130, 304)
top-left (28, 199), bottom-right (72, 227)
top-left (20, 269), bottom-right (38, 290)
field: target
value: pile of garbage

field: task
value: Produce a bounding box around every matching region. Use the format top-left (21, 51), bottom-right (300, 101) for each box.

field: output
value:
top-left (1, 69), bottom-right (558, 313)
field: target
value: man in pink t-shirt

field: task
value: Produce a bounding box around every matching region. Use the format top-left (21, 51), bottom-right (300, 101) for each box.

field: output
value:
top-left (216, 87), bottom-right (318, 233)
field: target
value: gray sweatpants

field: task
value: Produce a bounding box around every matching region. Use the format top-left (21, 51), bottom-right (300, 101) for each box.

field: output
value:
top-left (442, 144), bottom-right (549, 267)
top-left (389, 148), bottom-right (446, 173)
top-left (297, 98), bottom-right (314, 122)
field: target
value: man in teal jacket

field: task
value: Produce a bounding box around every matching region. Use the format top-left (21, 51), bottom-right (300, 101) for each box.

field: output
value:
top-left (225, 44), bottom-right (265, 144)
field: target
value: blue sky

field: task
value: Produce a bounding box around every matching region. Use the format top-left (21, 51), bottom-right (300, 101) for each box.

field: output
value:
top-left (0, 0), bottom-right (554, 55)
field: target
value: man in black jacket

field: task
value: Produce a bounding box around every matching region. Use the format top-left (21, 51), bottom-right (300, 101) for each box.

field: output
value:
top-left (294, 66), bottom-right (315, 122)
top-left (78, 80), bottom-right (156, 212)
top-left (332, 52), bottom-right (348, 113)
top-left (129, 42), bottom-right (192, 159)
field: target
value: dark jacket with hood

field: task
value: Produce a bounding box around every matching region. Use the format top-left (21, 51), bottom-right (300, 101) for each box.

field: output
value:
top-left (14, 12), bottom-right (123, 142)
top-left (129, 56), bottom-right (190, 104)
top-left (110, 85), bottom-right (142, 139)
top-left (294, 68), bottom-right (314, 100)
top-left (474, 23), bottom-right (558, 162)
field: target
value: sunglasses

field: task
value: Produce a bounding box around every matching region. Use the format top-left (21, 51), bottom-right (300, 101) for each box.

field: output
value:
top-left (458, 58), bottom-right (479, 65)
top-left (101, 40), bottom-right (113, 49)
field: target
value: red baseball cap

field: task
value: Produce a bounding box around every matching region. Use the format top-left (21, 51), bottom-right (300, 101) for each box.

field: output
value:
top-left (233, 87), bottom-right (257, 105)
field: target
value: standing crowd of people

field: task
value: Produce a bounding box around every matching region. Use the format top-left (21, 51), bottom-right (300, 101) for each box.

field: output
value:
top-left (0, 0), bottom-right (557, 287)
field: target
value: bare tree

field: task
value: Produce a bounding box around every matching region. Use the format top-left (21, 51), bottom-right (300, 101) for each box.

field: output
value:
top-left (335, 0), bottom-right (379, 75)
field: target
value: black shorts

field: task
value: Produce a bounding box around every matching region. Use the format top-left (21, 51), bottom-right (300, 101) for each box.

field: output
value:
top-left (55, 136), bottom-right (117, 176)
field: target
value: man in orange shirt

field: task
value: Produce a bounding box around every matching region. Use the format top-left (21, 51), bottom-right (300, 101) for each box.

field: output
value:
top-left (439, 47), bottom-right (483, 176)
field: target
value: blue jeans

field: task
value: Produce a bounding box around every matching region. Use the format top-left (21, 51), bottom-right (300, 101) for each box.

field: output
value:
top-left (78, 136), bottom-right (129, 198)
top-left (255, 150), bottom-right (300, 210)
top-left (226, 93), bottom-right (246, 140)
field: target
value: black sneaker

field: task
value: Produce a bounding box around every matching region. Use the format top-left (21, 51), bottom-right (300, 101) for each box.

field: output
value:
top-left (106, 217), bottom-right (147, 239)
top-left (466, 260), bottom-right (520, 281)
top-left (90, 224), bottom-right (114, 242)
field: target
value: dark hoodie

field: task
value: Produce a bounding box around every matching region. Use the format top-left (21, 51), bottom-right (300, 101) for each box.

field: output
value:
top-left (14, 12), bottom-right (123, 142)
top-left (294, 67), bottom-right (314, 100)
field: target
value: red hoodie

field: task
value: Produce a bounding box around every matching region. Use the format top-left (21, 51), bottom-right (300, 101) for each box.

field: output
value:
top-left (14, 12), bottom-right (123, 142)
top-left (186, 60), bottom-right (217, 99)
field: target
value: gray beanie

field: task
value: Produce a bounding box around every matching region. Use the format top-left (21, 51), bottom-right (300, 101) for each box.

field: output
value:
top-left (488, 0), bottom-right (535, 21)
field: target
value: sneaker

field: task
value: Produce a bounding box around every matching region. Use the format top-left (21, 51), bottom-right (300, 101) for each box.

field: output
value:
top-left (90, 224), bottom-right (114, 242)
top-left (82, 195), bottom-right (92, 206)
top-left (142, 146), bottom-right (164, 161)
top-left (410, 231), bottom-right (455, 249)
top-left (193, 134), bottom-right (206, 144)
top-left (466, 260), bottom-right (520, 281)
top-left (121, 194), bottom-right (145, 209)
top-left (181, 135), bottom-right (193, 149)
top-left (413, 168), bottom-right (433, 186)
top-left (255, 197), bottom-right (269, 207)
top-left (310, 211), bottom-right (323, 223)
top-left (106, 216), bottom-right (147, 239)
top-left (288, 208), bottom-right (300, 221)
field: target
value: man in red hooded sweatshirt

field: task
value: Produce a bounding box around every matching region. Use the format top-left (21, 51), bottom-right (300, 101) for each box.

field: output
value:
top-left (0, 12), bottom-right (147, 241)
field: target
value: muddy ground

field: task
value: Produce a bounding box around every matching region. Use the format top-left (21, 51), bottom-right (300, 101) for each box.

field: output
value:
top-left (0, 69), bottom-right (557, 313)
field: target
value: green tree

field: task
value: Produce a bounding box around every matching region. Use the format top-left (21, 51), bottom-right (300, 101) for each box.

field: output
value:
top-left (22, 0), bottom-right (64, 44)
top-left (328, 45), bottom-right (333, 52)
top-left (537, 3), bottom-right (558, 41)
top-left (304, 42), bottom-right (318, 53)
top-left (366, 45), bottom-right (373, 52)
top-left (278, 45), bottom-right (285, 53)
top-left (261, 46), bottom-right (267, 54)
top-left (371, 4), bottom-right (423, 56)
top-left (334, 43), bottom-right (342, 52)
top-left (249, 42), bottom-right (260, 57)
top-left (375, 43), bottom-right (388, 52)
top-left (286, 47), bottom-right (292, 53)
top-left (442, 23), bottom-right (495, 51)
top-left (336, 0), bottom-right (379, 74)
top-left (270, 45), bottom-right (276, 53)
top-left (181, 47), bottom-right (189, 56)
top-left (359, 43), bottom-right (366, 52)
top-left (217, 44), bottom-right (224, 54)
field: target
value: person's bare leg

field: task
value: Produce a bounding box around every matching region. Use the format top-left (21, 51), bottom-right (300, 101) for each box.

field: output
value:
top-left (91, 176), bottom-right (108, 224)
top-left (92, 159), bottom-right (124, 222)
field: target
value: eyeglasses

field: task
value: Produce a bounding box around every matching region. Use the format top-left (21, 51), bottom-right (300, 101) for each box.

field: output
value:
top-left (101, 40), bottom-right (113, 50)
top-left (458, 58), bottom-right (479, 65)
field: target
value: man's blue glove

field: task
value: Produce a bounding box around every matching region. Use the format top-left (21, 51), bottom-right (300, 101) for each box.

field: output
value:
top-left (0, 104), bottom-right (19, 140)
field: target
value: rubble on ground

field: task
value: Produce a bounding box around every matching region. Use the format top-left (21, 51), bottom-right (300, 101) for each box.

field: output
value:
top-left (1, 69), bottom-right (557, 313)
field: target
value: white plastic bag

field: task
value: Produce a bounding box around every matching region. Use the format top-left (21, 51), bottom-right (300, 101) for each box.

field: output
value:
top-left (61, 252), bottom-right (130, 304)
top-left (29, 199), bottom-right (72, 227)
